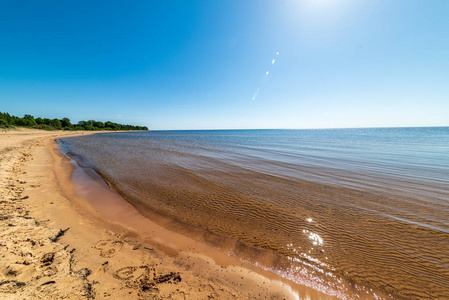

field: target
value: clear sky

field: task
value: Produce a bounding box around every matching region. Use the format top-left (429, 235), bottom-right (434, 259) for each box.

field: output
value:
top-left (1, 0), bottom-right (448, 130)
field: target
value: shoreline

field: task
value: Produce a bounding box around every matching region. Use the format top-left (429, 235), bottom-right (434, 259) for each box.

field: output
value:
top-left (59, 135), bottom-right (337, 298)
top-left (0, 128), bottom-right (331, 299)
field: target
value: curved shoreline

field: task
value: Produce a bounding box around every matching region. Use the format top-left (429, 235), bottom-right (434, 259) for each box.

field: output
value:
top-left (0, 129), bottom-right (330, 299)
top-left (57, 134), bottom-right (335, 299)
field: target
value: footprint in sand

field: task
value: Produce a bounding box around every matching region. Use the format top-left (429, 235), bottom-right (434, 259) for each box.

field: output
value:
top-left (93, 240), bottom-right (123, 258)
top-left (113, 266), bottom-right (152, 282)
top-left (0, 280), bottom-right (26, 293)
top-left (113, 265), bottom-right (181, 291)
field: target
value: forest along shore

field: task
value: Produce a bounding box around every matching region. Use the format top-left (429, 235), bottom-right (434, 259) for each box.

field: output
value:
top-left (0, 128), bottom-right (304, 299)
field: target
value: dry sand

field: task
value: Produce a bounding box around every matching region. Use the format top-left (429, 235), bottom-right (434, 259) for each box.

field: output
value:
top-left (0, 128), bottom-right (328, 299)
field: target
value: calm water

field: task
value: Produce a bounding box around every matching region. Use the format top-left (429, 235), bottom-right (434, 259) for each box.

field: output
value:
top-left (61, 127), bottom-right (449, 299)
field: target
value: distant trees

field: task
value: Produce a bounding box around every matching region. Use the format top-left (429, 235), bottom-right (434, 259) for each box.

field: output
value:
top-left (104, 121), bottom-right (118, 130)
top-left (93, 121), bottom-right (104, 128)
top-left (61, 117), bottom-right (71, 128)
top-left (0, 111), bottom-right (148, 131)
top-left (53, 119), bottom-right (62, 130)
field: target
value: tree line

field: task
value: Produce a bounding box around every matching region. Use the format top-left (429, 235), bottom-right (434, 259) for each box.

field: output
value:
top-left (0, 111), bottom-right (148, 131)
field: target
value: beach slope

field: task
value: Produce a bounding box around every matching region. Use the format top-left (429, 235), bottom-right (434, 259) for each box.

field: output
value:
top-left (0, 128), bottom-right (301, 299)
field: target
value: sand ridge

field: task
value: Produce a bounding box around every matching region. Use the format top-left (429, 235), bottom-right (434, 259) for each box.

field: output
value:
top-left (0, 128), bottom-right (302, 299)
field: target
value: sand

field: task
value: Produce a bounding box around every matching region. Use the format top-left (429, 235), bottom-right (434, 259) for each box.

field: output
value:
top-left (0, 128), bottom-right (329, 299)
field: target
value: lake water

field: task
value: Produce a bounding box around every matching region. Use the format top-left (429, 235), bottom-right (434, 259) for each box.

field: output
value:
top-left (61, 127), bottom-right (449, 299)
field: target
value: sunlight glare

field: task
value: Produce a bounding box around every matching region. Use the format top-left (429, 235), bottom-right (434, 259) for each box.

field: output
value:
top-left (297, 0), bottom-right (357, 25)
top-left (302, 0), bottom-right (346, 12)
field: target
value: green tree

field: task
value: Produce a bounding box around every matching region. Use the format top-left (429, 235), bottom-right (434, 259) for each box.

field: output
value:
top-left (14, 118), bottom-right (27, 126)
top-left (27, 119), bottom-right (37, 127)
top-left (52, 119), bottom-right (62, 129)
top-left (104, 121), bottom-right (117, 130)
top-left (77, 121), bottom-right (88, 129)
top-left (0, 119), bottom-right (8, 127)
top-left (61, 117), bottom-right (71, 128)
top-left (93, 121), bottom-right (104, 128)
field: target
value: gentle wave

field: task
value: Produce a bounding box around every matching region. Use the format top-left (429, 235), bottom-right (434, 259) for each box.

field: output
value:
top-left (61, 128), bottom-right (449, 299)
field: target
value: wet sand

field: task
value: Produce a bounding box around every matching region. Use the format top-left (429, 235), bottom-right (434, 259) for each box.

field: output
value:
top-left (61, 129), bottom-right (449, 299)
top-left (0, 128), bottom-right (327, 299)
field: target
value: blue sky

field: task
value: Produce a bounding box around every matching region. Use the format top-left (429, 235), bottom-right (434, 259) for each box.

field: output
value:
top-left (1, 0), bottom-right (448, 129)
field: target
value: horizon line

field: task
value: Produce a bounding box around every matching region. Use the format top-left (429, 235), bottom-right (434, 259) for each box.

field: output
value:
top-left (148, 125), bottom-right (449, 131)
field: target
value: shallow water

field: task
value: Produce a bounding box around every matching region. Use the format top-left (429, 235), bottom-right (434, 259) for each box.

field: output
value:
top-left (61, 127), bottom-right (449, 299)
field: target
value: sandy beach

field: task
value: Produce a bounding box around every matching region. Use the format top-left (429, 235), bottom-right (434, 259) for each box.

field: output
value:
top-left (0, 128), bottom-right (322, 299)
